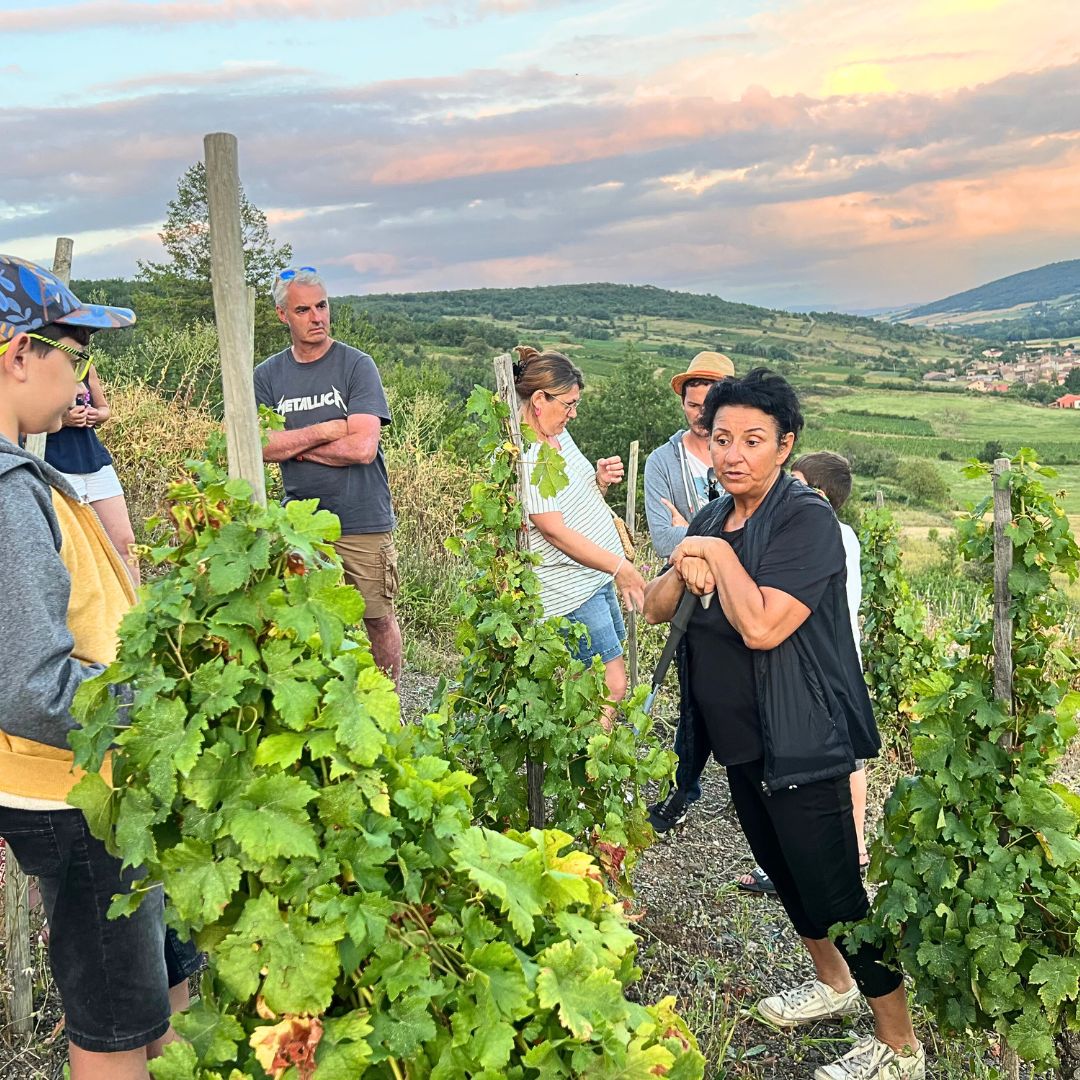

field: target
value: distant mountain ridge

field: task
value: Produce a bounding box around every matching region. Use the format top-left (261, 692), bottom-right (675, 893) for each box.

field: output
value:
top-left (896, 260), bottom-right (1080, 339)
top-left (341, 281), bottom-right (918, 336)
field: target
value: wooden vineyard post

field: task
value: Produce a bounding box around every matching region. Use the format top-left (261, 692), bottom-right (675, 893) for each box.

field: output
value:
top-left (493, 354), bottom-right (545, 828)
top-left (203, 132), bottom-right (266, 507)
top-left (1, 860), bottom-right (31, 1040)
top-left (51, 236), bottom-right (73, 285)
top-left (625, 440), bottom-right (640, 688)
top-left (991, 457), bottom-right (1020, 1080)
top-left (875, 489), bottom-right (885, 510)
top-left (992, 459), bottom-right (1013, 714)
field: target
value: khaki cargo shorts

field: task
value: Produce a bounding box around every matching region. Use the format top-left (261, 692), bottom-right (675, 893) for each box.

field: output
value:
top-left (333, 532), bottom-right (399, 621)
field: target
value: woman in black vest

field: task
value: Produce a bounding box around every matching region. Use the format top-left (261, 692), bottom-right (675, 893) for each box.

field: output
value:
top-left (44, 364), bottom-right (140, 584)
top-left (643, 369), bottom-right (922, 1080)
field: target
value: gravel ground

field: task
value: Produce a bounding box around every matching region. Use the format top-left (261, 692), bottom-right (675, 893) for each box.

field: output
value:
top-left (2, 669), bottom-right (1073, 1079)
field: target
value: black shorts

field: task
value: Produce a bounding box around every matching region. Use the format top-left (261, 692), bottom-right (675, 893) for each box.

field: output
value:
top-left (0, 807), bottom-right (200, 1052)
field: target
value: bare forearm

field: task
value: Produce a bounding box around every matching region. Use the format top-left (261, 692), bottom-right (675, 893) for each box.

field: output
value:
top-left (643, 569), bottom-right (684, 624)
top-left (302, 433), bottom-right (379, 466)
top-left (698, 542), bottom-right (804, 649)
top-left (262, 421), bottom-right (345, 463)
top-left (534, 520), bottom-right (622, 576)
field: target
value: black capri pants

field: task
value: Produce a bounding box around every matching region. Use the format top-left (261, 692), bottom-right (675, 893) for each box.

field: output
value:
top-left (727, 759), bottom-right (902, 999)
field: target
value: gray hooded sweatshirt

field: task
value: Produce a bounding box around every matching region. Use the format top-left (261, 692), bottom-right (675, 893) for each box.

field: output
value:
top-left (0, 436), bottom-right (105, 750)
top-left (643, 430), bottom-right (716, 559)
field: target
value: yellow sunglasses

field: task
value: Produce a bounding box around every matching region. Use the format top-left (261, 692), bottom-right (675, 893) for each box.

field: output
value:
top-left (0, 333), bottom-right (93, 382)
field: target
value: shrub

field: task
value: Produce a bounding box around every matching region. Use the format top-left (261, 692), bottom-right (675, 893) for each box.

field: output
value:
top-left (858, 452), bottom-right (1080, 1068)
top-left (440, 389), bottom-right (674, 871)
top-left (842, 443), bottom-right (900, 481)
top-left (893, 459), bottom-right (949, 508)
top-left (97, 320), bottom-right (225, 414)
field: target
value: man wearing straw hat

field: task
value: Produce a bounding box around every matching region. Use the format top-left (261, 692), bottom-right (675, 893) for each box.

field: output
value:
top-left (643, 351), bottom-right (734, 833)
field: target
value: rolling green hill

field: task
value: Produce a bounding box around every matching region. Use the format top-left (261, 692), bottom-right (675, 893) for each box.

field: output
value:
top-left (896, 259), bottom-right (1080, 339)
top-left (344, 282), bottom-right (928, 342)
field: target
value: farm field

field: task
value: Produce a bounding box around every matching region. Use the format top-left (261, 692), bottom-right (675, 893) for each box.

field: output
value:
top-left (431, 306), bottom-right (1080, 514)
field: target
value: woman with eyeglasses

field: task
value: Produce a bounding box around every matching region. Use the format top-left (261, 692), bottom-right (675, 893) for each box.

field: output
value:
top-left (43, 354), bottom-right (141, 585)
top-left (514, 345), bottom-right (645, 721)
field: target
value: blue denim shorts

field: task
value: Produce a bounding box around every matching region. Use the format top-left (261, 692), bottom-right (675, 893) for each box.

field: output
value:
top-left (0, 807), bottom-right (199, 1053)
top-left (565, 581), bottom-right (626, 664)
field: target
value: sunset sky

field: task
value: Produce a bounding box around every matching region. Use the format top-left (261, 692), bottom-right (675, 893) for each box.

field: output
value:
top-left (3, 0), bottom-right (1078, 309)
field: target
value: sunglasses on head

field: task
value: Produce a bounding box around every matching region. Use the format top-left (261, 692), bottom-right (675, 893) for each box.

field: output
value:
top-left (0, 332), bottom-right (93, 382)
top-left (277, 266), bottom-right (317, 281)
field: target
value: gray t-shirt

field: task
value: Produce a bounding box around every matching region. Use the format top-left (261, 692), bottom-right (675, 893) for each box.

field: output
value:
top-left (253, 342), bottom-right (396, 535)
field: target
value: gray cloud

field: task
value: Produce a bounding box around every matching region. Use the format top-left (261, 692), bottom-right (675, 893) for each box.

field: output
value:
top-left (2, 59), bottom-right (1078, 307)
top-left (2, 0), bottom-right (584, 34)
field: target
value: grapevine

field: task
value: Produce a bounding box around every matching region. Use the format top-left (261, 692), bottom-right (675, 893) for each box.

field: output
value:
top-left (858, 505), bottom-right (947, 758)
top-left (439, 388), bottom-right (674, 883)
top-left (67, 454), bottom-right (704, 1079)
top-left (851, 449), bottom-right (1080, 1068)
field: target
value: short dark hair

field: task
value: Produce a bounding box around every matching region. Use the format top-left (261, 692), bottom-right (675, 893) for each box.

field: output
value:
top-left (791, 451), bottom-right (853, 511)
top-left (26, 322), bottom-right (92, 355)
top-left (681, 376), bottom-right (717, 400)
top-left (700, 367), bottom-right (804, 449)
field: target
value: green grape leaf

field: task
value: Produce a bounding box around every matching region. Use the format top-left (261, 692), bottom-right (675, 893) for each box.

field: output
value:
top-left (66, 771), bottom-right (118, 842)
top-left (231, 773), bottom-right (318, 862)
top-left (453, 829), bottom-right (544, 943)
top-left (215, 892), bottom-right (341, 1014)
top-left (159, 839), bottom-right (241, 929)
top-left (1029, 955), bottom-right (1080, 1009)
top-left (314, 1011), bottom-right (374, 1079)
top-left (172, 997), bottom-right (246, 1066)
top-left (536, 940), bottom-right (627, 1040)
top-left (147, 1041), bottom-right (200, 1080)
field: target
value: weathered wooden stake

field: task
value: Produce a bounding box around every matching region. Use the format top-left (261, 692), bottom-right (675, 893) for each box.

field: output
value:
top-left (992, 458), bottom-right (1013, 711)
top-left (204, 133), bottom-right (266, 507)
top-left (52, 236), bottom-right (73, 285)
top-left (2, 860), bottom-right (32, 1040)
top-left (875, 489), bottom-right (885, 510)
top-left (991, 457), bottom-right (1020, 1080)
top-left (625, 439), bottom-right (640, 689)
top-left (493, 354), bottom-right (545, 828)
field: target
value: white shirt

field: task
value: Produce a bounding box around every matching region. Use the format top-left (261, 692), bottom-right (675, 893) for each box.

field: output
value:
top-left (840, 521), bottom-right (862, 663)
top-left (521, 431), bottom-right (622, 618)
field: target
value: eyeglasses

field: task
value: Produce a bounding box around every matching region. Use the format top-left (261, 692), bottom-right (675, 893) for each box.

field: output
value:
top-left (0, 333), bottom-right (93, 382)
top-left (277, 266), bottom-right (317, 281)
top-left (544, 391), bottom-right (580, 415)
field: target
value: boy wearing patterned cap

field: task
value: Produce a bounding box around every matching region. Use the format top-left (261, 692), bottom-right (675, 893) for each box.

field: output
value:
top-left (0, 255), bottom-right (196, 1079)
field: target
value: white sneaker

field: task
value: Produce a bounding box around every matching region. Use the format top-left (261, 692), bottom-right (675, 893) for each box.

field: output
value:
top-left (814, 1035), bottom-right (925, 1079)
top-left (757, 978), bottom-right (862, 1028)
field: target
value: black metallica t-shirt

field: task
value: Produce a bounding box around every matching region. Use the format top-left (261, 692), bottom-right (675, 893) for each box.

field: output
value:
top-left (685, 498), bottom-right (845, 766)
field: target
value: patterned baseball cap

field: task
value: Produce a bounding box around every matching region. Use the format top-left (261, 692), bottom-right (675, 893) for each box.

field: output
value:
top-left (0, 254), bottom-right (136, 341)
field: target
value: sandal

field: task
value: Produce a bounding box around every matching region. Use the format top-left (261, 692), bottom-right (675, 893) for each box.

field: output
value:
top-left (736, 866), bottom-right (777, 895)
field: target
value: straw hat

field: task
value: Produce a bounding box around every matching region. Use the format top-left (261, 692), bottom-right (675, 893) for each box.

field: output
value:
top-left (670, 351), bottom-right (735, 395)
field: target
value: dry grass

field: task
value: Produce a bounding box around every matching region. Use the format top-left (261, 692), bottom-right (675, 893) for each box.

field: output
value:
top-left (383, 391), bottom-right (477, 661)
top-left (103, 384), bottom-right (221, 546)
